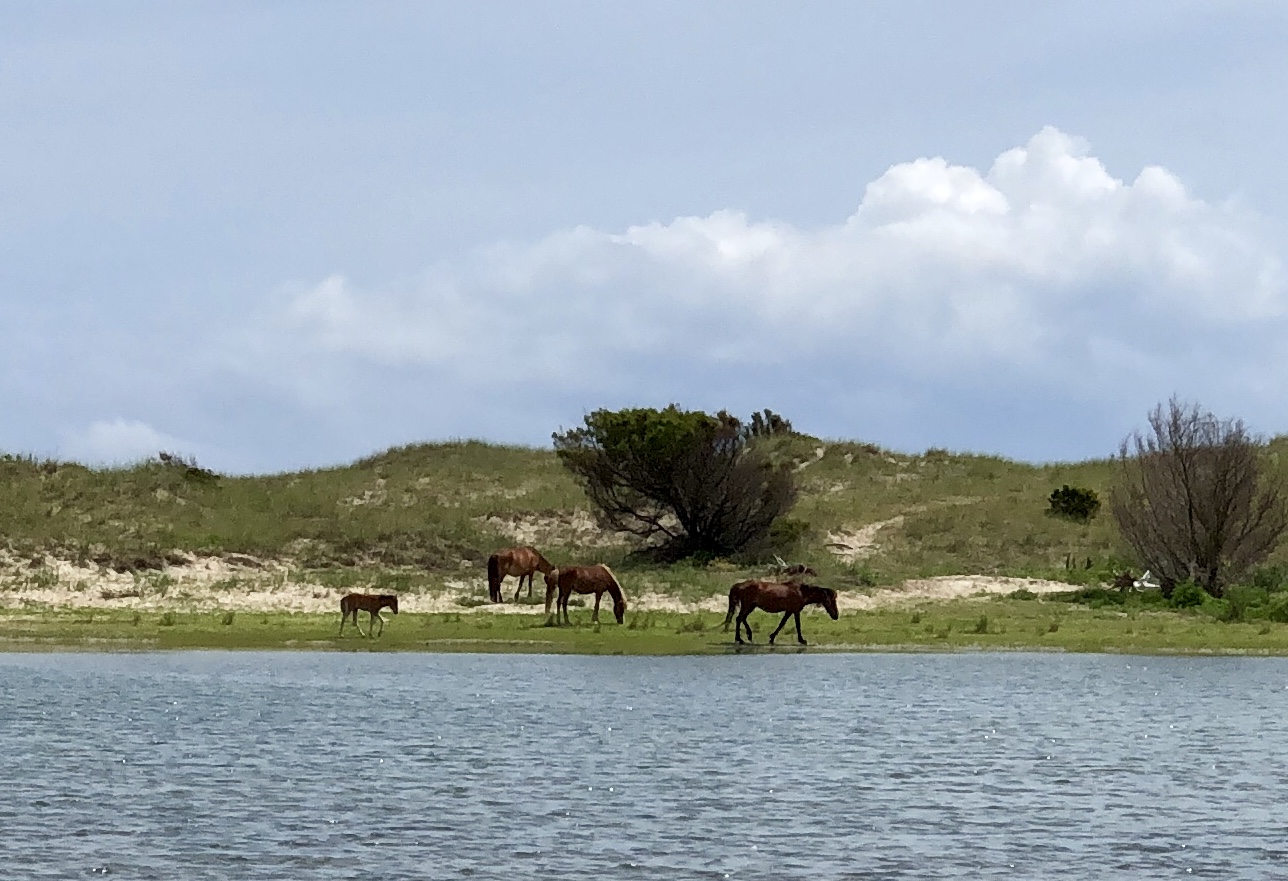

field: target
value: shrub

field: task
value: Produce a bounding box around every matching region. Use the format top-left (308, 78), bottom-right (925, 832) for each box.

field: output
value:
top-left (1112, 398), bottom-right (1288, 598)
top-left (553, 406), bottom-right (797, 557)
top-left (1048, 485), bottom-right (1101, 522)
top-left (1267, 596), bottom-right (1288, 624)
top-left (1170, 582), bottom-right (1207, 609)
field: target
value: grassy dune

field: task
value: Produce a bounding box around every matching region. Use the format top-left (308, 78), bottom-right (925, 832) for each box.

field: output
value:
top-left (6, 435), bottom-right (1288, 654)
top-left (0, 436), bottom-right (1140, 584)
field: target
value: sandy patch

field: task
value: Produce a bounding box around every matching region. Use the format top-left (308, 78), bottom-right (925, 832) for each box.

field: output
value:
top-left (0, 550), bottom-right (1078, 616)
top-left (827, 517), bottom-right (905, 562)
top-left (478, 510), bottom-right (630, 549)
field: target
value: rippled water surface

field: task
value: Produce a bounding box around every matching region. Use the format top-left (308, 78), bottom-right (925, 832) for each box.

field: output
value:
top-left (3, 651), bottom-right (1288, 879)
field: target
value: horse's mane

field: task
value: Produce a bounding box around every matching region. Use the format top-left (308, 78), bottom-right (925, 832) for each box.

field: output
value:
top-left (600, 564), bottom-right (624, 597)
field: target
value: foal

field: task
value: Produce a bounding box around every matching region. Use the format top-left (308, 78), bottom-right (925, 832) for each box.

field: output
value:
top-left (338, 593), bottom-right (399, 637)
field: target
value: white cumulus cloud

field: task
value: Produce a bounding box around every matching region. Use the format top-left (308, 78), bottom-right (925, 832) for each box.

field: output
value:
top-left (247, 126), bottom-right (1288, 458)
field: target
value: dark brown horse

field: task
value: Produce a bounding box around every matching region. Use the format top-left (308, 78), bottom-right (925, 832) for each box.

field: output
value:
top-left (339, 593), bottom-right (399, 637)
top-left (543, 564), bottom-right (627, 625)
top-left (487, 546), bottom-right (556, 603)
top-left (723, 580), bottom-right (838, 645)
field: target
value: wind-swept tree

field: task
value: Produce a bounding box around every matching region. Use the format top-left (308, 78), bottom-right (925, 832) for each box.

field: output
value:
top-left (1111, 398), bottom-right (1288, 597)
top-left (552, 406), bottom-right (797, 558)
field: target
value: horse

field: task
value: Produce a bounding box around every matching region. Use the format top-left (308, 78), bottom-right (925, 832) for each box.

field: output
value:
top-left (723, 580), bottom-right (838, 646)
top-left (543, 564), bottom-right (627, 625)
top-left (339, 593), bottom-right (399, 637)
top-left (487, 546), bottom-right (556, 603)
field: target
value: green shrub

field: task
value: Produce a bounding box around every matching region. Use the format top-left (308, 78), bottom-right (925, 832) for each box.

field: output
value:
top-left (1048, 485), bottom-right (1101, 522)
top-left (1249, 565), bottom-right (1288, 593)
top-left (1267, 596), bottom-right (1288, 624)
top-left (1170, 582), bottom-right (1207, 609)
top-left (159, 611), bottom-right (177, 626)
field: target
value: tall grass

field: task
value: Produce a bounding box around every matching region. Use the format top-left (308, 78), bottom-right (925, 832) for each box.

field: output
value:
top-left (6, 436), bottom-right (1288, 591)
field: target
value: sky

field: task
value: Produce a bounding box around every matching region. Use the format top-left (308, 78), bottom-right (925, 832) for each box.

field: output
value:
top-left (3, 1), bottom-right (1288, 474)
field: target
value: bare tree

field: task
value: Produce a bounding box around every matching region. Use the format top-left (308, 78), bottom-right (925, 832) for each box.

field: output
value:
top-left (1111, 398), bottom-right (1288, 597)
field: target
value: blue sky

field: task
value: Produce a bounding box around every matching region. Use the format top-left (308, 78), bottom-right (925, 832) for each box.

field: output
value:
top-left (3, 2), bottom-right (1287, 473)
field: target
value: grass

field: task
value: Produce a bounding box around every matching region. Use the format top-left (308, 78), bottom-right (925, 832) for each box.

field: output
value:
top-left (6, 599), bottom-right (1288, 655)
top-left (8, 435), bottom-right (1288, 655)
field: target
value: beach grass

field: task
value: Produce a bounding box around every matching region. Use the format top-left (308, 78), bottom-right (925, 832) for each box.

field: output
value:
top-left (6, 599), bottom-right (1288, 656)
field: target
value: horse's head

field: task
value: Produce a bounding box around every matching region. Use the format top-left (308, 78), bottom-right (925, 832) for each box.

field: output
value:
top-left (803, 584), bottom-right (839, 620)
top-left (385, 594), bottom-right (399, 615)
top-left (613, 593), bottom-right (627, 624)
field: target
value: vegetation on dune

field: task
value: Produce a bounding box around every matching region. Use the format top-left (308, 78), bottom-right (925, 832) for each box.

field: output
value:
top-left (552, 406), bottom-right (798, 559)
top-left (1111, 398), bottom-right (1288, 598)
top-left (6, 398), bottom-right (1288, 658)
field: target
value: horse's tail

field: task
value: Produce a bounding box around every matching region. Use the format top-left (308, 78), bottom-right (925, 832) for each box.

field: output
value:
top-left (487, 554), bottom-right (501, 603)
top-left (723, 583), bottom-right (741, 631)
top-left (544, 567), bottom-right (560, 616)
top-left (601, 565), bottom-right (627, 622)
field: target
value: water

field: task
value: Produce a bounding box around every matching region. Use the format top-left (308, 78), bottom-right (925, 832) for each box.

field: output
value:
top-left (2, 651), bottom-right (1287, 880)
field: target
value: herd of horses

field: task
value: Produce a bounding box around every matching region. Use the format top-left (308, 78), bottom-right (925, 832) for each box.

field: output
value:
top-left (338, 544), bottom-right (840, 644)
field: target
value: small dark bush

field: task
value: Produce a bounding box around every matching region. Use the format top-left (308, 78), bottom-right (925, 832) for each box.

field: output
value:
top-left (1267, 596), bottom-right (1288, 624)
top-left (1052, 587), bottom-right (1125, 607)
top-left (1170, 582), bottom-right (1207, 609)
top-left (1249, 565), bottom-right (1288, 593)
top-left (1048, 485), bottom-right (1101, 522)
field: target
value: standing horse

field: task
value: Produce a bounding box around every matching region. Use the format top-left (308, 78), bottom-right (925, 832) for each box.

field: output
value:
top-left (723, 580), bottom-right (838, 645)
top-left (543, 564), bottom-right (627, 625)
top-left (339, 593), bottom-right (399, 637)
top-left (487, 546), bottom-right (556, 603)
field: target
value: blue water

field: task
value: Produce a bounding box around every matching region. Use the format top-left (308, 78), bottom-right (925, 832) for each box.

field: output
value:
top-left (1, 651), bottom-right (1287, 879)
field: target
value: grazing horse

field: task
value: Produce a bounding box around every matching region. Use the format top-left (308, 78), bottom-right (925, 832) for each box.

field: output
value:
top-left (339, 593), bottom-right (399, 637)
top-left (487, 546), bottom-right (556, 603)
top-left (723, 580), bottom-right (838, 646)
top-left (543, 564), bottom-right (627, 625)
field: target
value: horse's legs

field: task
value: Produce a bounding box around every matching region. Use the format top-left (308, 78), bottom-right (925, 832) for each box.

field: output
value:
top-left (355, 615), bottom-right (367, 638)
top-left (513, 574), bottom-right (523, 604)
top-left (794, 611), bottom-right (807, 645)
top-left (591, 591), bottom-right (602, 624)
top-left (735, 609), bottom-right (753, 644)
top-left (559, 588), bottom-right (571, 625)
top-left (372, 611), bottom-right (384, 638)
top-left (769, 611), bottom-right (793, 645)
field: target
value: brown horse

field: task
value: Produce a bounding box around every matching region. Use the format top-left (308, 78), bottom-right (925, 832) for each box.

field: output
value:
top-left (339, 593), bottom-right (399, 637)
top-left (723, 580), bottom-right (838, 645)
top-left (487, 546), bottom-right (556, 603)
top-left (543, 564), bottom-right (627, 625)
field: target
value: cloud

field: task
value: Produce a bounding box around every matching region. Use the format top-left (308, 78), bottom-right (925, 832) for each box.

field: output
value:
top-left (245, 127), bottom-right (1287, 459)
top-left (59, 419), bottom-right (204, 468)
